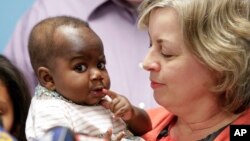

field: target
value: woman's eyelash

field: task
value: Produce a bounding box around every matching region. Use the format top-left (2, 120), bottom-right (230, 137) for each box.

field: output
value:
top-left (149, 42), bottom-right (152, 48)
top-left (162, 54), bottom-right (173, 58)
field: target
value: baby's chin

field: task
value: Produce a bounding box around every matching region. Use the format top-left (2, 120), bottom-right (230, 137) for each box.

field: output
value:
top-left (75, 98), bottom-right (104, 106)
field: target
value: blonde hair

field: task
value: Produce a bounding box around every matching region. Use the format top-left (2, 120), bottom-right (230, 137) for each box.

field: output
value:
top-left (138, 0), bottom-right (250, 113)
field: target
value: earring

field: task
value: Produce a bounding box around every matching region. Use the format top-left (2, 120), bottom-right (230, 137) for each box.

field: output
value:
top-left (138, 62), bottom-right (143, 69)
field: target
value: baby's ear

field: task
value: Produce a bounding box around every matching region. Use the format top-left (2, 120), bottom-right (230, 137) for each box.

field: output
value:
top-left (37, 67), bottom-right (55, 90)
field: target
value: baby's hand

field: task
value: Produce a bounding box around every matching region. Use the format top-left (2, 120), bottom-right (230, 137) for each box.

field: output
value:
top-left (103, 128), bottom-right (125, 141)
top-left (100, 89), bottom-right (134, 121)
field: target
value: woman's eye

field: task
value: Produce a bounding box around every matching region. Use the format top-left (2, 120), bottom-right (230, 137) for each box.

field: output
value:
top-left (161, 47), bottom-right (174, 58)
top-left (149, 42), bottom-right (152, 48)
top-left (161, 52), bottom-right (173, 58)
top-left (97, 62), bottom-right (106, 70)
top-left (74, 64), bottom-right (87, 72)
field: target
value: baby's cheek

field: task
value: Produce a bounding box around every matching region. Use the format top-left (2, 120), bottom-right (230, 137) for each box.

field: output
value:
top-left (105, 77), bottom-right (111, 89)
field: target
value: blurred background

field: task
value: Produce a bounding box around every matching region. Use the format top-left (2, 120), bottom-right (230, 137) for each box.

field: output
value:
top-left (0, 0), bottom-right (34, 52)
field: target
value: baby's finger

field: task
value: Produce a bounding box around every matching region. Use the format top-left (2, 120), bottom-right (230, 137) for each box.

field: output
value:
top-left (114, 108), bottom-right (129, 119)
top-left (114, 131), bottom-right (125, 141)
top-left (110, 97), bottom-right (122, 113)
top-left (114, 107), bottom-right (126, 116)
top-left (103, 89), bottom-right (118, 99)
top-left (102, 95), bottom-right (112, 102)
top-left (99, 100), bottom-right (110, 109)
top-left (103, 128), bottom-right (112, 141)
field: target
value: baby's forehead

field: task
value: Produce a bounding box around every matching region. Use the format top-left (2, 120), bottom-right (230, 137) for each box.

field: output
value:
top-left (53, 25), bottom-right (103, 51)
top-left (54, 25), bottom-right (95, 44)
top-left (55, 25), bottom-right (90, 37)
top-left (57, 25), bottom-right (78, 34)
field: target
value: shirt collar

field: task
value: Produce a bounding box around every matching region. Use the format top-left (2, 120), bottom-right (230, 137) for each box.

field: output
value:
top-left (84, 0), bottom-right (109, 20)
top-left (86, 0), bottom-right (139, 23)
top-left (111, 0), bottom-right (139, 13)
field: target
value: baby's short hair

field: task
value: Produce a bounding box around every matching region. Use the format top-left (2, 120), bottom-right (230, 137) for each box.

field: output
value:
top-left (28, 16), bottom-right (90, 74)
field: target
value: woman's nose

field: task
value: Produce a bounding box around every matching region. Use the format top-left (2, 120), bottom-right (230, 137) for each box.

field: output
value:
top-left (142, 50), bottom-right (161, 72)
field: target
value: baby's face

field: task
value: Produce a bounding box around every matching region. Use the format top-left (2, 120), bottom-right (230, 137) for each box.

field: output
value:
top-left (50, 26), bottom-right (110, 105)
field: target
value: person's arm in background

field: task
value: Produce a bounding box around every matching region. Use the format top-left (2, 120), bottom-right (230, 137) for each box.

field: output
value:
top-left (3, 0), bottom-right (49, 94)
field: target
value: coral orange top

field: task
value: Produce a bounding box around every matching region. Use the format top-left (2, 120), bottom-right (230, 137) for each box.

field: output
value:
top-left (142, 107), bottom-right (250, 141)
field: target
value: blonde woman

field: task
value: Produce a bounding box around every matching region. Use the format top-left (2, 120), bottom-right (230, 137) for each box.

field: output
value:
top-left (138, 0), bottom-right (250, 140)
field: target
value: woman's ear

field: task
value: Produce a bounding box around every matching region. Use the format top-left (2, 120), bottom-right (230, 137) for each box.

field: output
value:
top-left (37, 67), bottom-right (56, 90)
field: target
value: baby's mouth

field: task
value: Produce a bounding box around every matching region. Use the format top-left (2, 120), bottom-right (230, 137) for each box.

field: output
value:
top-left (90, 87), bottom-right (106, 97)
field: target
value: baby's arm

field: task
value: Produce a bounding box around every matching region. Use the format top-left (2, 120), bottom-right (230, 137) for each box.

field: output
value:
top-left (101, 89), bottom-right (152, 136)
top-left (125, 106), bottom-right (152, 136)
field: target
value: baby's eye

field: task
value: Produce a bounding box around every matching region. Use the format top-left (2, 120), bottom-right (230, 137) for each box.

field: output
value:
top-left (97, 62), bottom-right (106, 70)
top-left (74, 64), bottom-right (87, 72)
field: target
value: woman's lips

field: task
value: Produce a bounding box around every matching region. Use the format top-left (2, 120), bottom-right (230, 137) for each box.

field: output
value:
top-left (150, 81), bottom-right (164, 89)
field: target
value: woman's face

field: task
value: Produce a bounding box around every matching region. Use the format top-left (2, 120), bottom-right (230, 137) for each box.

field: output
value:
top-left (0, 80), bottom-right (14, 131)
top-left (143, 8), bottom-right (217, 112)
